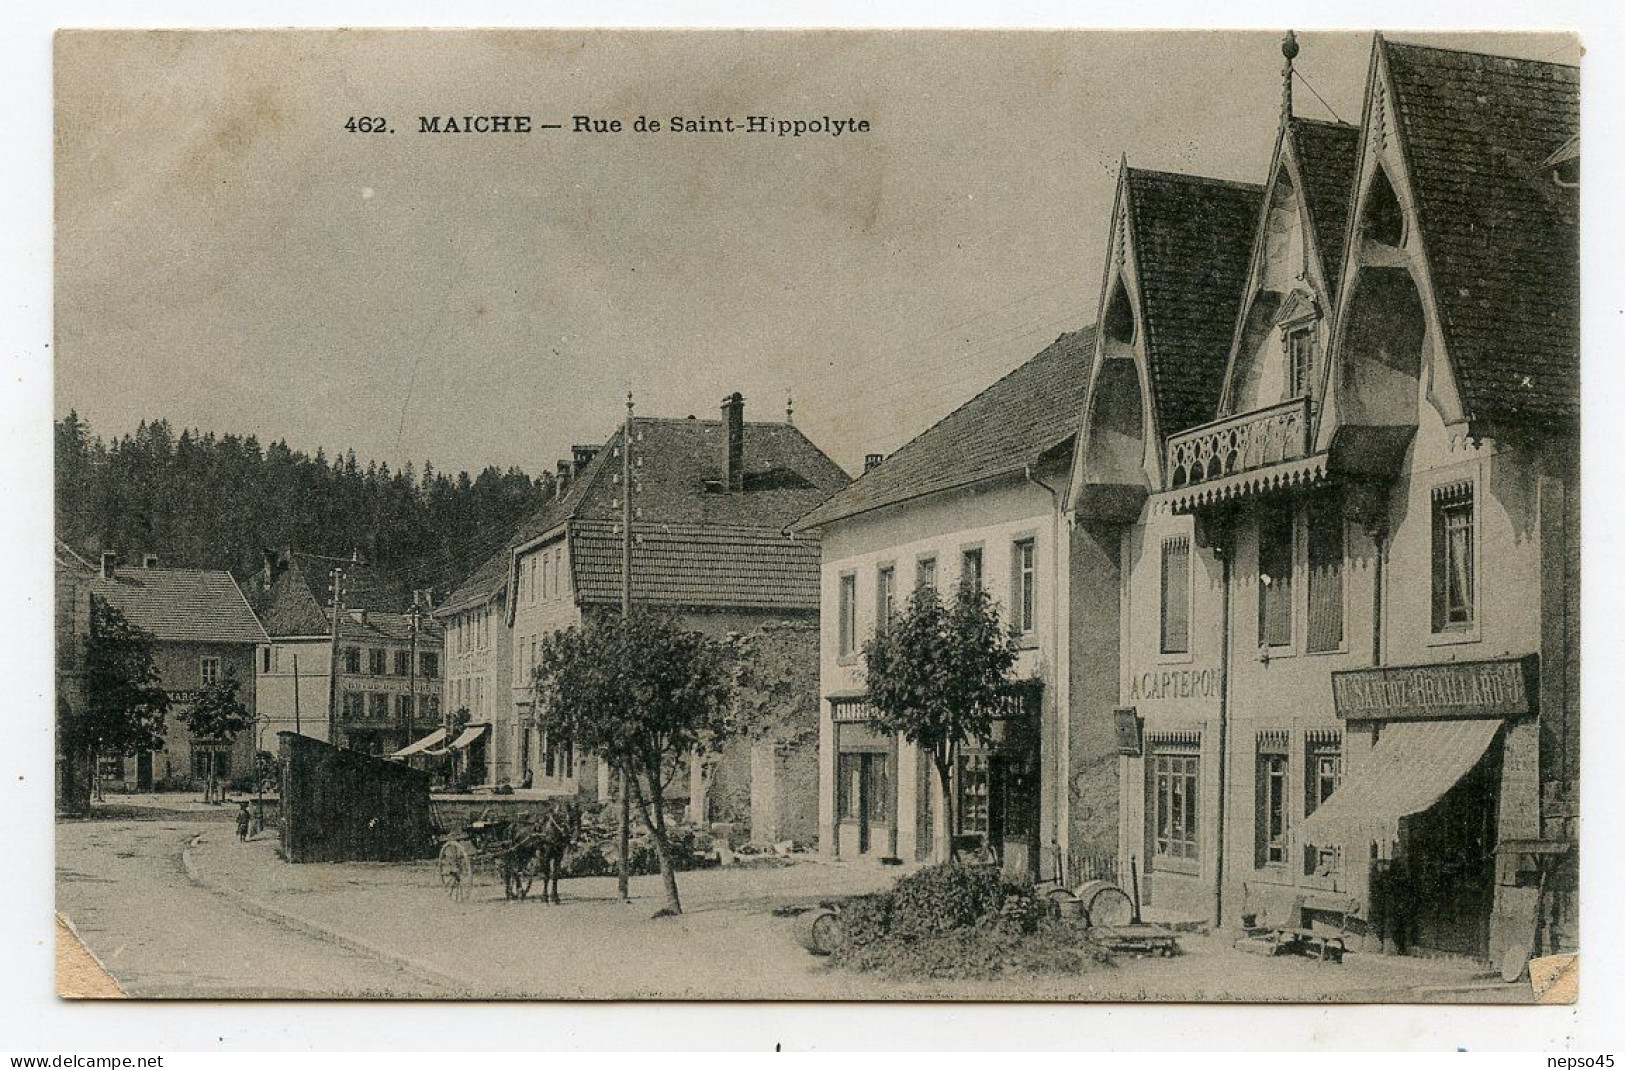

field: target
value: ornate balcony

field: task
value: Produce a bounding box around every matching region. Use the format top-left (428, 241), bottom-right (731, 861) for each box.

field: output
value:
top-left (1165, 396), bottom-right (1313, 491)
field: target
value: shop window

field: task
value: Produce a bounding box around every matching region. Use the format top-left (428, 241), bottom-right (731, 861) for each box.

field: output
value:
top-left (1255, 733), bottom-right (1289, 868)
top-left (200, 656), bottom-right (220, 687)
top-left (344, 647), bottom-right (362, 674)
top-left (192, 748), bottom-right (231, 780)
top-left (1432, 482), bottom-right (1475, 631)
top-left (1258, 506), bottom-right (1294, 647)
top-left (958, 754), bottom-right (991, 838)
top-left (1013, 539), bottom-right (1037, 634)
top-left (1151, 749), bottom-right (1200, 867)
top-left (915, 556), bottom-right (937, 592)
top-left (837, 573), bottom-right (857, 657)
top-left (836, 752), bottom-right (889, 824)
top-left (960, 547), bottom-right (984, 593)
top-left (1304, 733), bottom-right (1343, 877)
top-left (876, 566), bottom-right (897, 634)
top-left (1306, 494), bottom-right (1345, 652)
top-left (1160, 536), bottom-right (1191, 654)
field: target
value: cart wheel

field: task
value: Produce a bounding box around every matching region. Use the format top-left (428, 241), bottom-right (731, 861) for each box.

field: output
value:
top-left (439, 840), bottom-right (474, 902)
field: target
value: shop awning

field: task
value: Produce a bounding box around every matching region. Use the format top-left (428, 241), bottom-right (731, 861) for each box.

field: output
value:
top-left (389, 728), bottom-right (447, 759)
top-left (1299, 718), bottom-right (1502, 849)
top-left (446, 725), bottom-right (487, 751)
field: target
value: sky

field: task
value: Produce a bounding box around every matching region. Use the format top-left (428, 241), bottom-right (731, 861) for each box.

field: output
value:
top-left (54, 29), bottom-right (1578, 478)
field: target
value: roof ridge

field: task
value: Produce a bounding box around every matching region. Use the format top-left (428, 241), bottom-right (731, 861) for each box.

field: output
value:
top-left (1125, 166), bottom-right (1265, 193)
top-left (1380, 35), bottom-right (1579, 73)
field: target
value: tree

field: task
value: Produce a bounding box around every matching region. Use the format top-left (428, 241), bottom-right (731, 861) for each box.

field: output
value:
top-left (532, 609), bottom-right (742, 916)
top-left (67, 597), bottom-right (170, 805)
top-left (861, 583), bottom-right (1021, 861)
top-left (179, 667), bottom-right (253, 804)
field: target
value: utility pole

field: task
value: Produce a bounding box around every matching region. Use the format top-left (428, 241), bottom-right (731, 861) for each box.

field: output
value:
top-left (618, 390), bottom-right (635, 903)
top-left (407, 590), bottom-right (423, 747)
top-left (292, 652), bottom-right (301, 735)
top-left (327, 565), bottom-right (345, 747)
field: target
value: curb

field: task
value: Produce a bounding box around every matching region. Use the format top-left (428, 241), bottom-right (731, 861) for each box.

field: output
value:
top-left (180, 832), bottom-right (479, 994)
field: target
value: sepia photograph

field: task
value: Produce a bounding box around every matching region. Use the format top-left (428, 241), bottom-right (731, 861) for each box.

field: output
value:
top-left (48, 26), bottom-right (1582, 1007)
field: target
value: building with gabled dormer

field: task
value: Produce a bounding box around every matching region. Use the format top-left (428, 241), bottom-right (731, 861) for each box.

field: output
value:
top-left (1068, 35), bottom-right (1578, 962)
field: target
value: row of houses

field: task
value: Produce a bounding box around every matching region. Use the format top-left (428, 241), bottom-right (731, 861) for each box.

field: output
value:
top-left (793, 35), bottom-right (1578, 963)
top-left (55, 34), bottom-right (1576, 966)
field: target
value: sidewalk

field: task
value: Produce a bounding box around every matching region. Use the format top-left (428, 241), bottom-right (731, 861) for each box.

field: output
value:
top-left (184, 831), bottom-right (1521, 1001)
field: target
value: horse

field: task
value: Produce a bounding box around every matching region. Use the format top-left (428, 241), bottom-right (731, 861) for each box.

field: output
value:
top-left (500, 802), bottom-right (582, 903)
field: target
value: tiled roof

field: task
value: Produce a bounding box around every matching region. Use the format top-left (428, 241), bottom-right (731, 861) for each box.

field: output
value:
top-left (1380, 38), bottom-right (1579, 426)
top-left (571, 521), bottom-right (821, 611)
top-left (1288, 118), bottom-right (1361, 302)
top-left (440, 412), bottom-right (848, 616)
top-left (337, 610), bottom-right (445, 644)
top-left (89, 567), bottom-right (269, 646)
top-left (1126, 168), bottom-right (1265, 437)
top-left (258, 551), bottom-right (412, 637)
top-left (792, 327), bottom-right (1095, 530)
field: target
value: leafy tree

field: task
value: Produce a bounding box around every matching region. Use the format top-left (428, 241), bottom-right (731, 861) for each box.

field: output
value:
top-left (532, 609), bottom-right (742, 916)
top-left (179, 668), bottom-right (253, 804)
top-left (861, 584), bottom-right (1021, 861)
top-left (66, 597), bottom-right (171, 805)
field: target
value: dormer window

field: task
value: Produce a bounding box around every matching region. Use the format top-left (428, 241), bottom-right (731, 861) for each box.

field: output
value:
top-left (1287, 326), bottom-right (1315, 399)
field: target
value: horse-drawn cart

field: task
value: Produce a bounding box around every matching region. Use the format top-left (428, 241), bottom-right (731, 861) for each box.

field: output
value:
top-left (431, 803), bottom-right (579, 902)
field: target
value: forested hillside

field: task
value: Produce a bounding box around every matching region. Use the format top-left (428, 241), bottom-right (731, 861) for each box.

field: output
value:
top-left (55, 413), bottom-right (553, 601)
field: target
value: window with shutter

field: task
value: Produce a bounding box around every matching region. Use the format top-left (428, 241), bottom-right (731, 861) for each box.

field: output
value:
top-left (1306, 494), bottom-right (1344, 652)
top-left (1258, 506), bottom-right (1294, 647)
top-left (1160, 536), bottom-right (1191, 654)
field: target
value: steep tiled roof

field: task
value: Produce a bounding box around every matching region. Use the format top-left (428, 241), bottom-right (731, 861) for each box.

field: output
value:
top-left (337, 610), bottom-right (444, 644)
top-left (792, 327), bottom-right (1095, 530)
top-left (1288, 118), bottom-right (1361, 302)
top-left (1380, 38), bottom-right (1579, 426)
top-left (1127, 168), bottom-right (1264, 437)
top-left (259, 551), bottom-right (412, 637)
top-left (89, 567), bottom-right (269, 646)
top-left (571, 521), bottom-right (821, 610)
top-left (441, 412), bottom-right (848, 616)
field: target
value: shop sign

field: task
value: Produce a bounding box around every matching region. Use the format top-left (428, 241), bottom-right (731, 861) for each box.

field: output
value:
top-left (1331, 656), bottom-right (1536, 722)
top-left (166, 689), bottom-right (201, 703)
top-left (1127, 666), bottom-right (1221, 702)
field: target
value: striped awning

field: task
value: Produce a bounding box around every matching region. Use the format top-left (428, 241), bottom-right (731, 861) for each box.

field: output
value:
top-left (389, 728), bottom-right (447, 759)
top-left (1299, 718), bottom-right (1501, 850)
top-left (1160, 453), bottom-right (1330, 515)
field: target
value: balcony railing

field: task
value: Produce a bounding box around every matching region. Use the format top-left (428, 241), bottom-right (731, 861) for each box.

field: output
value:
top-left (1165, 396), bottom-right (1313, 491)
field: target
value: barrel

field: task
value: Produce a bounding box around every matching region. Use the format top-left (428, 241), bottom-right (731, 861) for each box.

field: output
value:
top-left (1076, 880), bottom-right (1135, 928)
top-left (795, 907), bottom-right (845, 955)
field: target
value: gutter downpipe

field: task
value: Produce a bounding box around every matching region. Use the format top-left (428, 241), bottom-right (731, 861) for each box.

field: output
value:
top-left (1213, 536), bottom-right (1233, 931)
top-left (1025, 463), bottom-right (1067, 883)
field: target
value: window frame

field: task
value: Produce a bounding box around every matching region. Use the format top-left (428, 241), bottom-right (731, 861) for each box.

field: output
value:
top-left (875, 564), bottom-right (897, 635)
top-left (1430, 480), bottom-right (1479, 640)
top-left (1012, 537), bottom-right (1038, 636)
top-left (1257, 504), bottom-right (1295, 651)
top-left (1304, 493), bottom-right (1347, 655)
top-left (1255, 741), bottom-right (1290, 869)
top-left (959, 544), bottom-right (984, 595)
top-left (837, 571), bottom-right (858, 660)
top-left (200, 656), bottom-right (221, 687)
top-left (914, 554), bottom-right (938, 594)
top-left (1159, 534), bottom-right (1192, 658)
top-left (1149, 745), bottom-right (1201, 875)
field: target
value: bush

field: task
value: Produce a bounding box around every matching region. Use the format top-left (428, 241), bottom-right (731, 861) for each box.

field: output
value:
top-left (886, 863), bottom-right (1017, 941)
top-left (833, 917), bottom-right (1103, 981)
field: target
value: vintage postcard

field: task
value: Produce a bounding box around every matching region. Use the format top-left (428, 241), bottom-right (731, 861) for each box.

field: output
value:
top-left (52, 28), bottom-right (1580, 1002)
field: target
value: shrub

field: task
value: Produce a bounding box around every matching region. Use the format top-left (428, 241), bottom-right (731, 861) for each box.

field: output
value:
top-left (886, 863), bottom-right (1012, 940)
top-left (833, 918), bottom-right (1101, 980)
top-left (838, 894), bottom-right (895, 948)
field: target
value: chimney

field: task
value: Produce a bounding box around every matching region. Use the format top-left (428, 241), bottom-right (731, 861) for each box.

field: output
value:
top-left (865, 453), bottom-right (884, 472)
top-left (555, 460), bottom-right (572, 500)
top-left (99, 552), bottom-right (116, 581)
top-left (571, 444), bottom-right (599, 477)
top-left (722, 392), bottom-right (745, 493)
top-left (142, 553), bottom-right (159, 569)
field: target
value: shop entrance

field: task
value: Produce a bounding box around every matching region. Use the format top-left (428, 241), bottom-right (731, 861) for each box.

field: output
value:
top-left (957, 753), bottom-right (1041, 880)
top-left (1403, 741), bottom-right (1501, 959)
top-left (838, 751), bottom-right (891, 855)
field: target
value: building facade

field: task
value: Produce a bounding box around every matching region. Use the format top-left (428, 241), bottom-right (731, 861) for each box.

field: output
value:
top-left (795, 329), bottom-right (1095, 879)
top-left (72, 551), bottom-right (270, 792)
top-left (1066, 37), bottom-right (1578, 962)
top-left (254, 550), bottom-right (445, 759)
